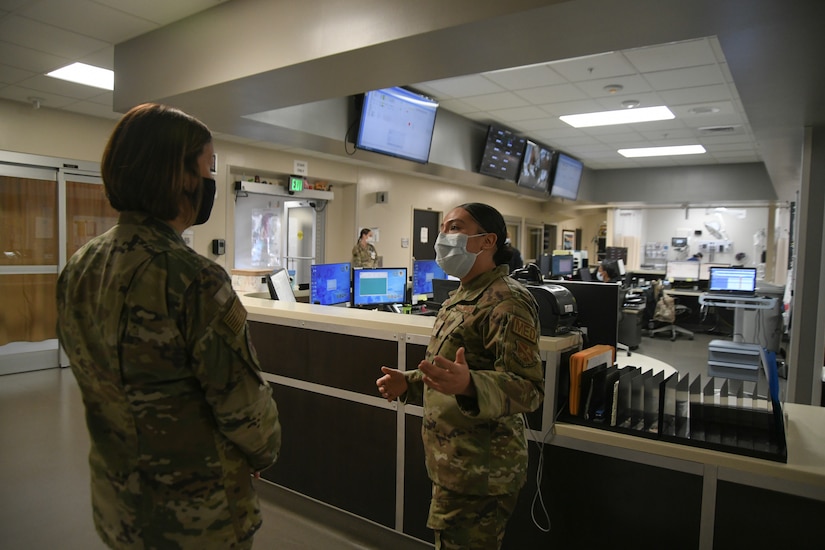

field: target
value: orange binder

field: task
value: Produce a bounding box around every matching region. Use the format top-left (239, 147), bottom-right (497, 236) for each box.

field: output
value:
top-left (568, 345), bottom-right (615, 415)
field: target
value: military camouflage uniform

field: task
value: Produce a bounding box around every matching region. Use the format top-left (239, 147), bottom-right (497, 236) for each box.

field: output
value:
top-left (403, 265), bottom-right (543, 548)
top-left (57, 212), bottom-right (281, 550)
top-left (351, 242), bottom-right (378, 268)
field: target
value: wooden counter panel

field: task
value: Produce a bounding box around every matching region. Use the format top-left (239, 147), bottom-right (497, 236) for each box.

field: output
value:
top-left (262, 384), bottom-right (397, 528)
top-left (714, 481), bottom-right (825, 548)
top-left (250, 321), bottom-right (396, 395)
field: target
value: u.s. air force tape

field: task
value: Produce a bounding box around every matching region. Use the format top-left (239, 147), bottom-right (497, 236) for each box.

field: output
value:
top-left (223, 298), bottom-right (247, 334)
top-left (510, 316), bottom-right (537, 341)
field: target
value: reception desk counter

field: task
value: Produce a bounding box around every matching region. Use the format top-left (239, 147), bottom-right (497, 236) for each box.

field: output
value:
top-left (240, 296), bottom-right (825, 550)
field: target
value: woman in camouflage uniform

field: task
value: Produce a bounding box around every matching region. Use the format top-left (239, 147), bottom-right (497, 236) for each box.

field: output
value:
top-left (351, 227), bottom-right (378, 267)
top-left (57, 104), bottom-right (281, 550)
top-left (377, 203), bottom-right (543, 549)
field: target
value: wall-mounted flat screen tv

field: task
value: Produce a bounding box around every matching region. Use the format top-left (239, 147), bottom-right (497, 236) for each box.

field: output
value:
top-left (517, 140), bottom-right (553, 192)
top-left (549, 152), bottom-right (584, 200)
top-left (478, 124), bottom-right (526, 182)
top-left (355, 87), bottom-right (438, 164)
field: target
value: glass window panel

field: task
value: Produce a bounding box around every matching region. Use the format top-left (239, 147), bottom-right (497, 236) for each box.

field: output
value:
top-left (0, 175), bottom-right (58, 266)
top-left (66, 180), bottom-right (118, 258)
top-left (0, 273), bottom-right (58, 346)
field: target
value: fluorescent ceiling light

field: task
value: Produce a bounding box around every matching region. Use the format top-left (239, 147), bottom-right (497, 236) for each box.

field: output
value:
top-left (618, 145), bottom-right (706, 158)
top-left (560, 106), bottom-right (674, 128)
top-left (46, 62), bottom-right (113, 90)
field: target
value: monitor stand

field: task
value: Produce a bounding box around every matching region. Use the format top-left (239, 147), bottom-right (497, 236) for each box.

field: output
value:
top-left (381, 304), bottom-right (402, 314)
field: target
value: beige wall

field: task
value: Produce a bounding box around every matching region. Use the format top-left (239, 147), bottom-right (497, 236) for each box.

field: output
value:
top-left (1, 98), bottom-right (584, 273)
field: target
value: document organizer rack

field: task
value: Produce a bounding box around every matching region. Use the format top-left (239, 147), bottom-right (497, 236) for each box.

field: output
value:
top-left (557, 361), bottom-right (787, 463)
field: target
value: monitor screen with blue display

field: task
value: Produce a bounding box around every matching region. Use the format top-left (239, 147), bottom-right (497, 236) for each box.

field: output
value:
top-left (310, 262), bottom-right (352, 305)
top-left (352, 267), bottom-right (408, 307)
top-left (412, 259), bottom-right (448, 297)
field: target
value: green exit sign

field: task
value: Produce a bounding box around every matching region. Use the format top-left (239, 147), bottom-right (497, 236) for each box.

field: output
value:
top-left (289, 176), bottom-right (304, 192)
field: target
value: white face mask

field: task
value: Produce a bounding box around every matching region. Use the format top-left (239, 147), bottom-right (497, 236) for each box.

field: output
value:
top-left (434, 232), bottom-right (487, 278)
top-left (596, 270), bottom-right (605, 281)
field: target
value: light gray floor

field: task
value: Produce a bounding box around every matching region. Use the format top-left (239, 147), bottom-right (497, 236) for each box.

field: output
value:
top-left (0, 333), bottom-right (722, 549)
top-left (0, 367), bottom-right (429, 550)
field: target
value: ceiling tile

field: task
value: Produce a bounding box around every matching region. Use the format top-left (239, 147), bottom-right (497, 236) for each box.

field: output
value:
top-left (436, 97), bottom-right (479, 115)
top-left (0, 84), bottom-right (77, 107)
top-left (540, 98), bottom-right (606, 116)
top-left (487, 105), bottom-right (549, 122)
top-left (482, 64), bottom-right (567, 90)
top-left (416, 74), bottom-right (503, 98)
top-left (0, 14), bottom-right (107, 58)
top-left (19, 0), bottom-right (157, 43)
top-left (462, 91), bottom-right (528, 111)
top-left (643, 64), bottom-right (726, 91)
top-left (659, 84), bottom-right (732, 106)
top-left (0, 41), bottom-right (70, 72)
top-left (625, 38), bottom-right (717, 72)
top-left (549, 51), bottom-right (637, 82)
top-left (93, 0), bottom-right (227, 26)
top-left (575, 74), bottom-right (653, 98)
top-left (0, 63), bottom-right (34, 84)
top-left (515, 83), bottom-right (587, 104)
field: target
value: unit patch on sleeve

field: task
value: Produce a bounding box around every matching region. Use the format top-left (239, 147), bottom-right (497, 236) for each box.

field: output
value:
top-left (510, 316), bottom-right (537, 342)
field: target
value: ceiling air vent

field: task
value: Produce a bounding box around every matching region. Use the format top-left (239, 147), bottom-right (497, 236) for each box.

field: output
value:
top-left (698, 125), bottom-right (741, 135)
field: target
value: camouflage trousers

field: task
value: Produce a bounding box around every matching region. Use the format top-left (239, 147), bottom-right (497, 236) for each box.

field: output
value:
top-left (427, 484), bottom-right (519, 550)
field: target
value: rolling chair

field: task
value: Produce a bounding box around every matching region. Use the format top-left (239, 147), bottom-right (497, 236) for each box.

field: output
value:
top-left (649, 292), bottom-right (694, 341)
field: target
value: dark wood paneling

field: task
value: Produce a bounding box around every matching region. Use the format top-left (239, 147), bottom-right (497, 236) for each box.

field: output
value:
top-left (250, 321), bottom-right (397, 394)
top-left (714, 481), bottom-right (825, 549)
top-left (503, 445), bottom-right (702, 549)
top-left (262, 384), bottom-right (397, 527)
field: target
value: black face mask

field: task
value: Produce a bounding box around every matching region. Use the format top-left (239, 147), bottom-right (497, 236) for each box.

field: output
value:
top-left (194, 177), bottom-right (216, 225)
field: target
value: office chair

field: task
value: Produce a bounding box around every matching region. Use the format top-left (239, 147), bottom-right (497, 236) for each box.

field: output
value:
top-left (649, 294), bottom-right (694, 341)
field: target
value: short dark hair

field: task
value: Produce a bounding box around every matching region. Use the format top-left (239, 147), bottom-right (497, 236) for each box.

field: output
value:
top-left (459, 202), bottom-right (513, 266)
top-left (601, 260), bottom-right (621, 281)
top-left (102, 103), bottom-right (212, 221)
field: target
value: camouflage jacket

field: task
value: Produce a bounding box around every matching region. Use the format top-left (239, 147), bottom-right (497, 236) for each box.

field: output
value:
top-left (56, 212), bottom-right (281, 549)
top-left (351, 242), bottom-right (377, 268)
top-left (404, 265), bottom-right (543, 496)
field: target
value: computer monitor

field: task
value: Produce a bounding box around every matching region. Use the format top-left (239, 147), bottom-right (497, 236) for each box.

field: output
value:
top-left (266, 268), bottom-right (296, 302)
top-left (310, 262), bottom-right (352, 305)
top-left (665, 261), bottom-right (700, 282)
top-left (699, 262), bottom-right (729, 280)
top-left (551, 254), bottom-right (574, 277)
top-left (578, 267), bottom-right (593, 282)
top-left (708, 267), bottom-right (757, 294)
top-left (352, 267), bottom-right (408, 307)
top-left (671, 237), bottom-right (688, 249)
top-left (431, 278), bottom-right (460, 305)
top-left (412, 259), bottom-right (448, 297)
top-left (538, 254), bottom-right (552, 277)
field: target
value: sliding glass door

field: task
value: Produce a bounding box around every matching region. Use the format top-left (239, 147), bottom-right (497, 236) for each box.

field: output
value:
top-left (0, 157), bottom-right (111, 375)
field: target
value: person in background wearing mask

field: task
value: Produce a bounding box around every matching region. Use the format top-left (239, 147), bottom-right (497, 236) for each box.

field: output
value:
top-left (57, 103), bottom-right (281, 550)
top-left (376, 202), bottom-right (543, 549)
top-left (352, 227), bottom-right (378, 268)
top-left (597, 259), bottom-right (621, 282)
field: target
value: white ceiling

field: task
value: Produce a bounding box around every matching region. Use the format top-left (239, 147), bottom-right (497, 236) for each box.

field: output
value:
top-left (0, 0), bottom-right (760, 173)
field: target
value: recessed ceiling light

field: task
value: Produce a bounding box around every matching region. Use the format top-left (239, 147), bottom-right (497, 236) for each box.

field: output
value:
top-left (46, 62), bottom-right (113, 90)
top-left (560, 106), bottom-right (675, 128)
top-left (618, 145), bottom-right (706, 158)
top-left (603, 84), bottom-right (624, 94)
top-left (621, 99), bottom-right (640, 109)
